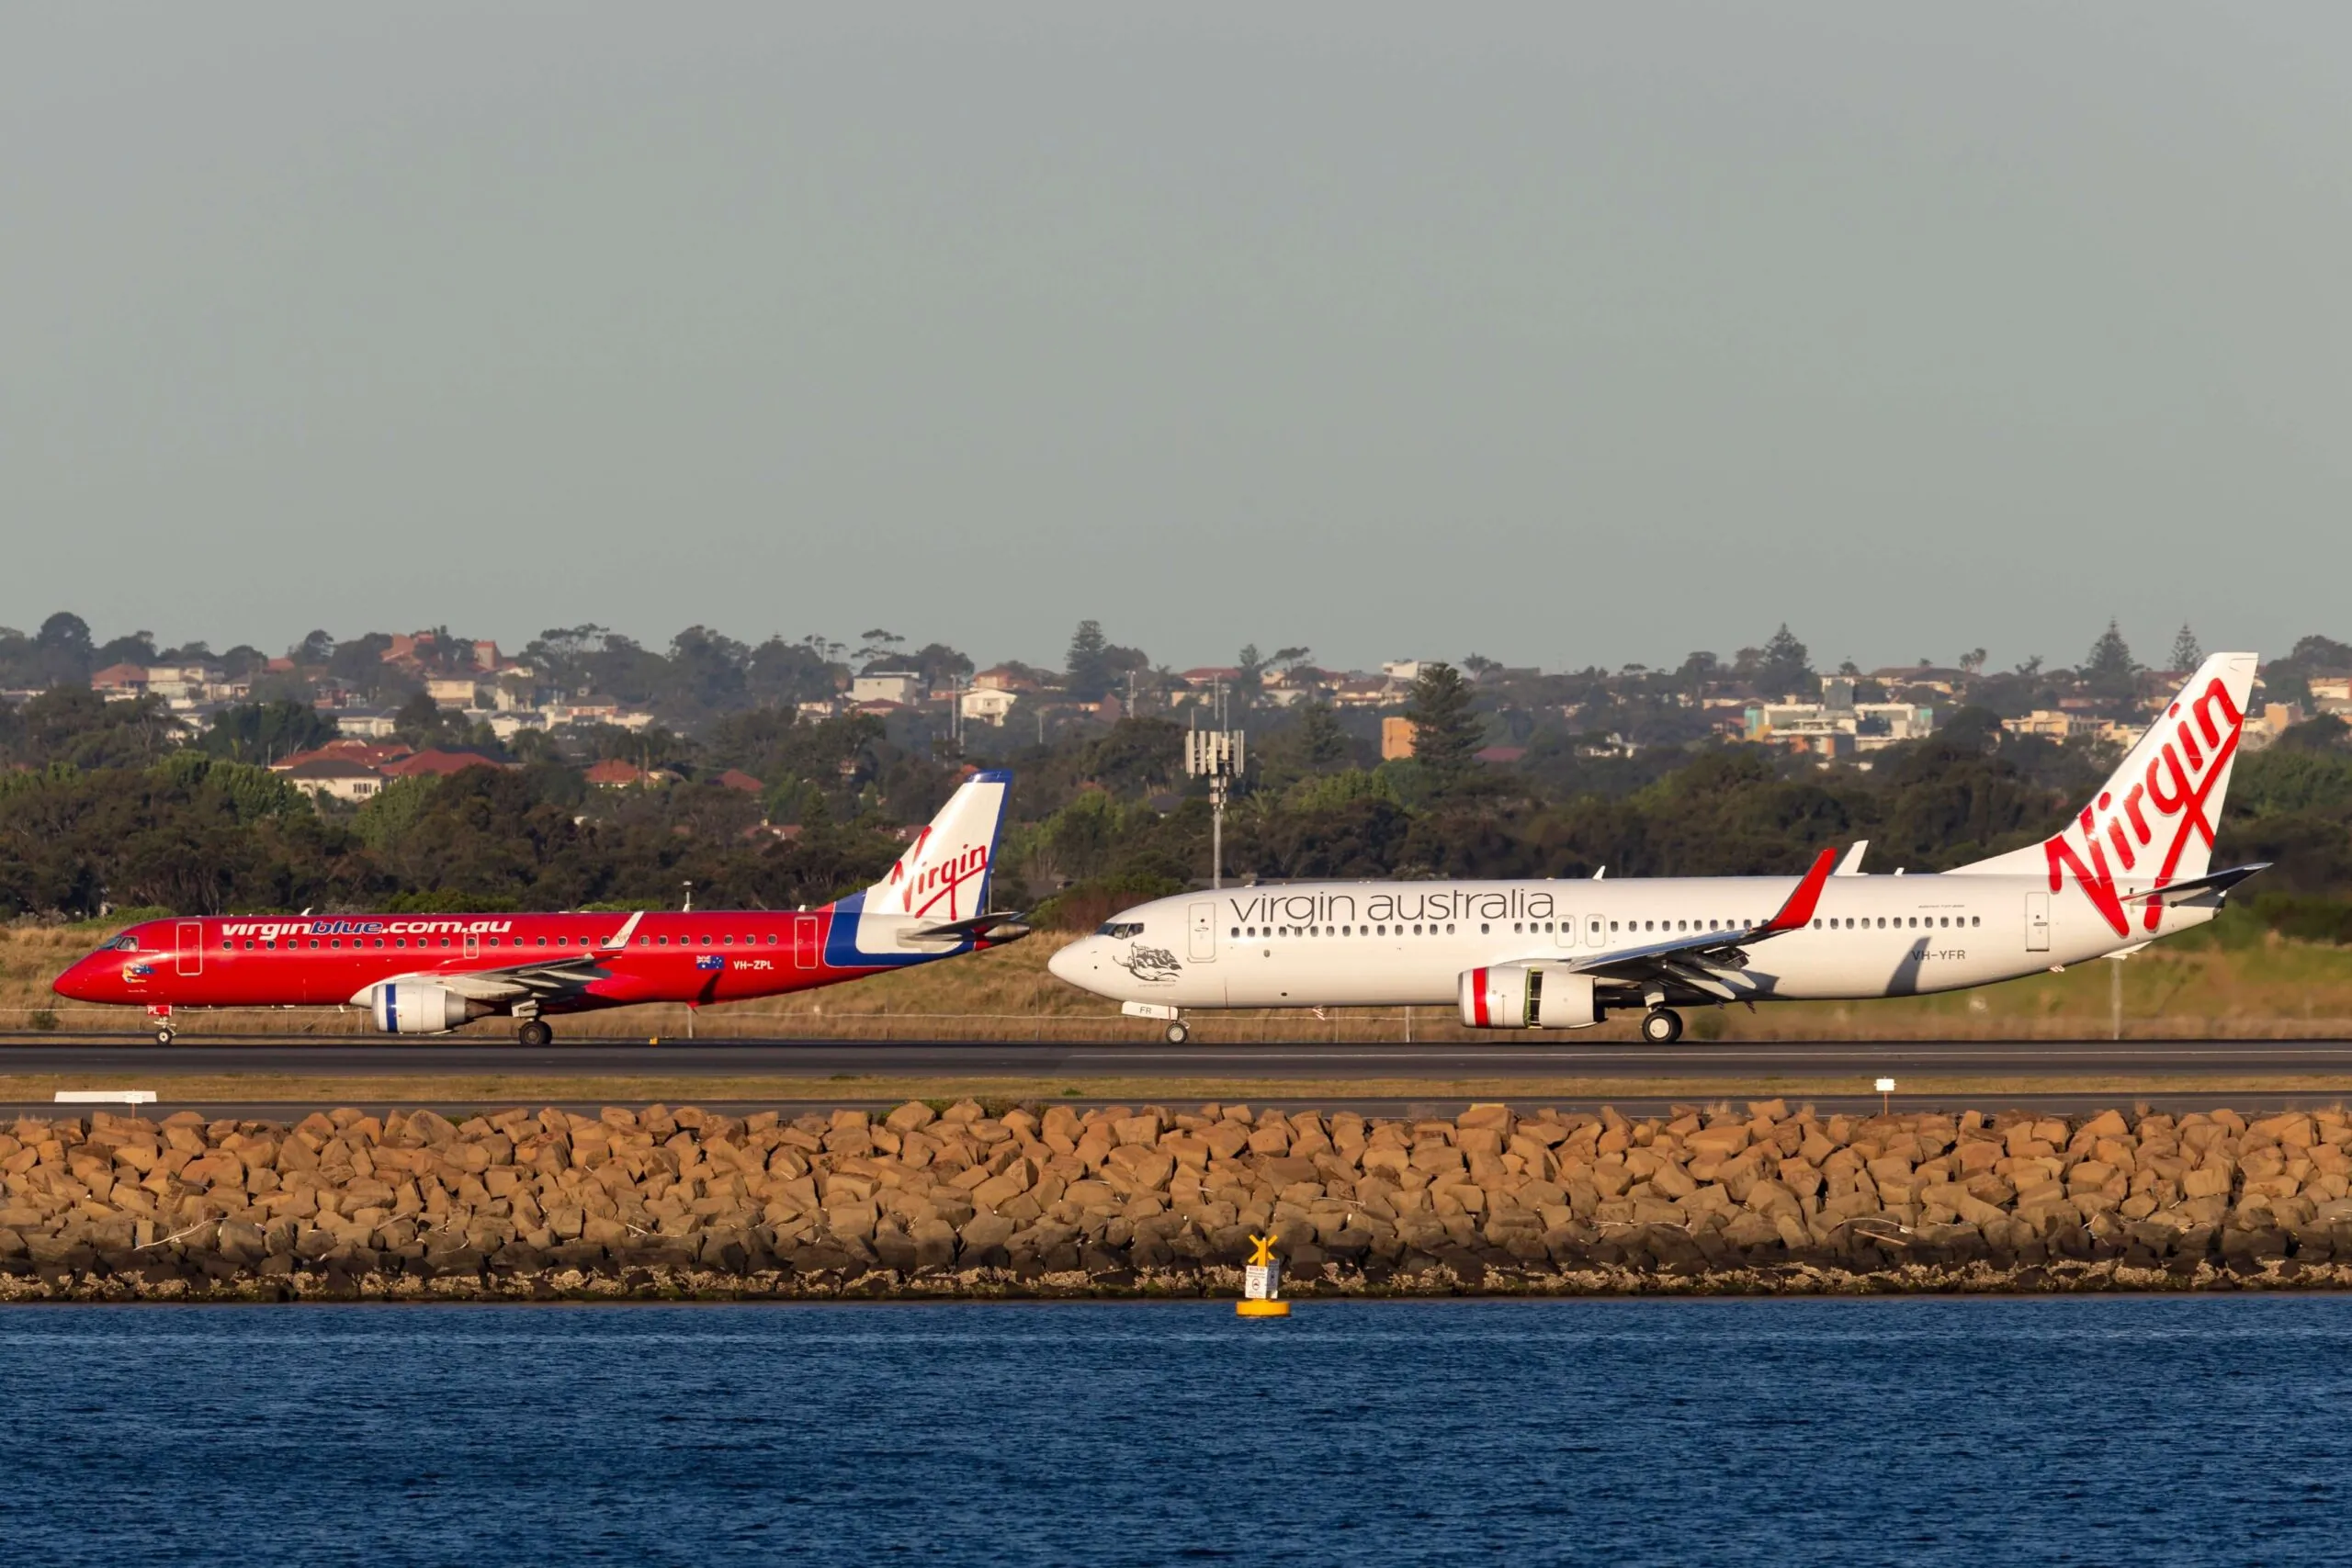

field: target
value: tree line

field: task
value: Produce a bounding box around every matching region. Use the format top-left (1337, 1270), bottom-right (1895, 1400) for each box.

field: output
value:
top-left (6, 657), bottom-right (2346, 943)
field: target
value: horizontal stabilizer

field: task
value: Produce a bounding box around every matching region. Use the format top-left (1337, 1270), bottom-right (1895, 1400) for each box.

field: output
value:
top-left (2120, 863), bottom-right (2268, 904)
top-left (897, 910), bottom-right (1032, 947)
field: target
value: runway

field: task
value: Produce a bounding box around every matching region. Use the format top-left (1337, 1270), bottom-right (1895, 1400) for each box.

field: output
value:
top-left (3, 1034), bottom-right (2349, 1080)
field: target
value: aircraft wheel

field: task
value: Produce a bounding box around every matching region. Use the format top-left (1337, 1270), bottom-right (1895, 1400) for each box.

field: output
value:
top-left (516, 1020), bottom-right (554, 1048)
top-left (1640, 1009), bottom-right (1683, 1044)
top-left (1165, 1021), bottom-right (1190, 1045)
top-left (154, 1026), bottom-right (175, 1046)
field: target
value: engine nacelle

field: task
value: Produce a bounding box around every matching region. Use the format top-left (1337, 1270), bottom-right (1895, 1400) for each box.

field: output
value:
top-left (1458, 964), bottom-right (1600, 1030)
top-left (368, 982), bottom-right (489, 1035)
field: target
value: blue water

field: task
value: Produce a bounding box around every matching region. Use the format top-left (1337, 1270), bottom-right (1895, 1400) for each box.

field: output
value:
top-left (1, 1298), bottom-right (2345, 1564)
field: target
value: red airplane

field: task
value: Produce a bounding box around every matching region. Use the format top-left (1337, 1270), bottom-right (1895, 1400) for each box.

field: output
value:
top-left (51, 770), bottom-right (1024, 1044)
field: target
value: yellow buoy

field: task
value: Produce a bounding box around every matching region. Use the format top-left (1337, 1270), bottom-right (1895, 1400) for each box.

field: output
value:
top-left (1238, 1232), bottom-right (1289, 1316)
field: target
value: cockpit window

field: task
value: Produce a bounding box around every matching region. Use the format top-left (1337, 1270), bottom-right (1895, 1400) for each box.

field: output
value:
top-left (1096, 921), bottom-right (1145, 939)
top-left (98, 935), bottom-right (141, 952)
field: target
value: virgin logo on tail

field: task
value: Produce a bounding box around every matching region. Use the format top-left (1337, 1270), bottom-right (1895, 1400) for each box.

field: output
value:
top-left (2046, 675), bottom-right (2244, 937)
top-left (885, 828), bottom-right (990, 920)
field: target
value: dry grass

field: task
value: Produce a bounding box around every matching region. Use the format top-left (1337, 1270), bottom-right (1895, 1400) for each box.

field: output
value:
top-left (6, 920), bottom-right (2351, 1043)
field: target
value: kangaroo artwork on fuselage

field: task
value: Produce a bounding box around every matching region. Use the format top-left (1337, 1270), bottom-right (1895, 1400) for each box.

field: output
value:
top-left (53, 771), bottom-right (1025, 1045)
top-left (1048, 655), bottom-right (2267, 1044)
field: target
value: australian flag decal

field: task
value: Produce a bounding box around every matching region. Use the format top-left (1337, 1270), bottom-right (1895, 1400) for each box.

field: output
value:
top-left (695, 954), bottom-right (725, 972)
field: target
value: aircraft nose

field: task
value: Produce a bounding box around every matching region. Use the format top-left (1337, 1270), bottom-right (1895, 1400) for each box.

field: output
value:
top-left (1046, 940), bottom-right (1093, 987)
top-left (51, 959), bottom-right (97, 1003)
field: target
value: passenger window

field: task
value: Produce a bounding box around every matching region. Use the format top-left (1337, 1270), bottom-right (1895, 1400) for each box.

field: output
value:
top-left (1611, 921), bottom-right (1620, 932)
top-left (220, 941), bottom-right (232, 951)
top-left (1972, 916), bottom-right (1981, 927)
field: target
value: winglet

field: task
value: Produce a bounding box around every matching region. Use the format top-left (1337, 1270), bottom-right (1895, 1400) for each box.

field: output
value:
top-left (1756, 846), bottom-right (1839, 935)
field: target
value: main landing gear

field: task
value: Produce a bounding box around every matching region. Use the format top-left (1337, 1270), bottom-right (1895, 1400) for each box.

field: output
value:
top-left (1639, 1008), bottom-right (1684, 1044)
top-left (515, 1019), bottom-right (554, 1048)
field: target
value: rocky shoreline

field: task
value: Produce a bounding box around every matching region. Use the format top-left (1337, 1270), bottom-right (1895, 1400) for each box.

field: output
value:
top-left (6, 1099), bottom-right (2351, 1302)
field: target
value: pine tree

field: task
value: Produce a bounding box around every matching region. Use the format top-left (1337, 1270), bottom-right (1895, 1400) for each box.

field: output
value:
top-left (1758, 624), bottom-right (1814, 697)
top-left (2168, 624), bottom-right (2203, 673)
top-left (1403, 662), bottom-right (1483, 783)
top-left (1064, 620), bottom-right (1114, 701)
top-left (1295, 704), bottom-right (1349, 771)
top-left (2082, 619), bottom-right (2138, 697)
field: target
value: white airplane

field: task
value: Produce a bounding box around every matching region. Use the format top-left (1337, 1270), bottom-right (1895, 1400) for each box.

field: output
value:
top-left (1048, 653), bottom-right (2267, 1044)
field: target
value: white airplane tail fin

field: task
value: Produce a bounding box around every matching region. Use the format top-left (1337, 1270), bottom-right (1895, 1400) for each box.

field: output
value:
top-left (1953, 652), bottom-right (2259, 936)
top-left (861, 768), bottom-right (1011, 924)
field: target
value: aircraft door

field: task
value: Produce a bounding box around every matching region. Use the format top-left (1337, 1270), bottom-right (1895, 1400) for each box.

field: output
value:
top-left (1188, 902), bottom-right (1217, 963)
top-left (175, 921), bottom-right (203, 977)
top-left (1586, 913), bottom-right (1606, 947)
top-left (1555, 919), bottom-right (1576, 948)
top-left (2025, 893), bottom-right (2051, 952)
top-left (464, 932), bottom-right (480, 961)
top-left (794, 915), bottom-right (820, 969)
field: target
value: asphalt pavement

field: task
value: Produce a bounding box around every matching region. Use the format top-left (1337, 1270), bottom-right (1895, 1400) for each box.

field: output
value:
top-left (2, 1034), bottom-right (2348, 1080)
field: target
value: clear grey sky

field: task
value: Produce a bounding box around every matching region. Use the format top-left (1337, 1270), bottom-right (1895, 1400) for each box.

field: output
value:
top-left (3, 5), bottom-right (2345, 674)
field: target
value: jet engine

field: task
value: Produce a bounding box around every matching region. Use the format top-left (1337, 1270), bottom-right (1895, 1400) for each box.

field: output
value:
top-left (368, 982), bottom-right (492, 1035)
top-left (1457, 964), bottom-right (1600, 1030)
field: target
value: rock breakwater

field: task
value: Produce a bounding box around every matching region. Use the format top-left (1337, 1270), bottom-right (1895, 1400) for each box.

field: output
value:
top-left (5, 1099), bottom-right (2351, 1300)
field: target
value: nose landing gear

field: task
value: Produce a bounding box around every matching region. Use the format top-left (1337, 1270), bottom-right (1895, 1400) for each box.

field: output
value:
top-left (154, 1024), bottom-right (175, 1045)
top-left (1165, 1021), bottom-right (1190, 1045)
top-left (1639, 1008), bottom-right (1684, 1044)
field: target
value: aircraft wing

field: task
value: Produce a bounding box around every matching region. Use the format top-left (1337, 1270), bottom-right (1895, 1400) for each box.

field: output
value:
top-left (350, 954), bottom-right (613, 1006)
top-left (350, 910), bottom-right (649, 1005)
top-left (1544, 845), bottom-right (1840, 997)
